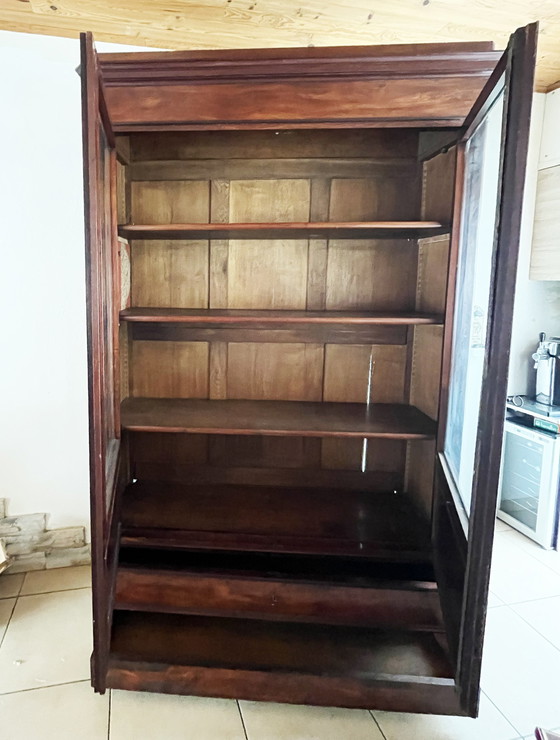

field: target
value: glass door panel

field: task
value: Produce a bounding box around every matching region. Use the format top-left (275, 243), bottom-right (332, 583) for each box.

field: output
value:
top-left (443, 83), bottom-right (505, 518)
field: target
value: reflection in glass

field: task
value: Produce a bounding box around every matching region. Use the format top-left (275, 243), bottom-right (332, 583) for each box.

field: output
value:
top-left (444, 87), bottom-right (505, 516)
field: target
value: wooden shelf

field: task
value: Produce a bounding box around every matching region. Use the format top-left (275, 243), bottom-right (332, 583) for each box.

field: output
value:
top-left (118, 221), bottom-right (449, 240)
top-left (107, 611), bottom-right (458, 712)
top-left (121, 308), bottom-right (444, 326)
top-left (120, 483), bottom-right (431, 559)
top-left (121, 398), bottom-right (437, 439)
top-left (116, 549), bottom-right (441, 631)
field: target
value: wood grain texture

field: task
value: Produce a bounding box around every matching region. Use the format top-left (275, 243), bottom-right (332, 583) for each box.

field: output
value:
top-left (131, 180), bottom-right (209, 223)
top-left (422, 148), bottom-right (457, 223)
top-left (323, 344), bottom-right (407, 404)
top-left (120, 221), bottom-right (448, 239)
top-left (410, 326), bottom-right (444, 421)
top-left (406, 439), bottom-right (436, 518)
top-left (130, 130), bottom-right (420, 161)
top-left (208, 435), bottom-right (321, 470)
top-left (208, 342), bottom-right (227, 400)
top-left (416, 236), bottom-right (451, 315)
top-left (209, 179), bottom-right (230, 309)
top-left (120, 482), bottom-right (432, 557)
top-left (130, 240), bottom-right (209, 308)
top-left (131, 341), bottom-right (209, 398)
top-left (326, 241), bottom-right (417, 311)
top-left (227, 343), bottom-right (324, 401)
top-left (121, 398), bottom-right (437, 439)
top-left (121, 308), bottom-right (443, 325)
top-left (530, 165), bottom-right (560, 280)
top-left (115, 561), bottom-right (442, 631)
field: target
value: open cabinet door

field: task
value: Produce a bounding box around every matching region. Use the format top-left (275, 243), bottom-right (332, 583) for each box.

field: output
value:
top-left (81, 32), bottom-right (124, 693)
top-left (433, 23), bottom-right (537, 716)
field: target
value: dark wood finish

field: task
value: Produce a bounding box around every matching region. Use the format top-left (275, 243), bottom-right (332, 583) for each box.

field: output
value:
top-left (100, 42), bottom-right (497, 84)
top-left (115, 551), bottom-right (442, 631)
top-left (81, 31), bottom-right (122, 695)
top-left (121, 398), bottom-right (436, 439)
top-left (119, 221), bottom-right (448, 240)
top-left (456, 23), bottom-right (538, 716)
top-left (129, 322), bottom-right (409, 346)
top-left (107, 612), bottom-right (461, 713)
top-left (119, 482), bottom-right (431, 560)
top-left (99, 43), bottom-right (500, 132)
top-left (82, 27), bottom-right (534, 714)
top-left (121, 308), bottom-right (444, 326)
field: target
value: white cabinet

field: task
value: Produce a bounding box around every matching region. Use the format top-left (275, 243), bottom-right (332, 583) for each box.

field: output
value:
top-left (530, 164), bottom-right (560, 279)
top-left (539, 88), bottom-right (560, 169)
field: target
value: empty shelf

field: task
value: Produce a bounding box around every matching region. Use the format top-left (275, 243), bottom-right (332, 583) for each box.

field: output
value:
top-left (118, 221), bottom-right (449, 240)
top-left (120, 398), bottom-right (437, 439)
top-left (120, 308), bottom-right (444, 326)
top-left (120, 482), bottom-right (431, 559)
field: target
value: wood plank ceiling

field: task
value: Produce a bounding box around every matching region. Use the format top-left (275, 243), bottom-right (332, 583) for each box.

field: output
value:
top-left (1, 0), bottom-right (559, 91)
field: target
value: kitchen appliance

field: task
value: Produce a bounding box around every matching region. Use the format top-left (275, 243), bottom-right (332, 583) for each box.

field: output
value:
top-left (532, 332), bottom-right (560, 406)
top-left (498, 414), bottom-right (560, 549)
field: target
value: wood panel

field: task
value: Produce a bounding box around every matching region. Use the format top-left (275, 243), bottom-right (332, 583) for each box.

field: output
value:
top-left (131, 180), bottom-right (209, 223)
top-left (209, 436), bottom-right (321, 470)
top-left (227, 343), bottom-right (323, 401)
top-left (227, 179), bottom-right (310, 309)
top-left (130, 158), bottom-right (419, 181)
top-left (406, 439), bottom-right (436, 518)
top-left (330, 177), bottom-right (420, 221)
top-left (416, 236), bottom-right (451, 315)
top-left (103, 77), bottom-right (492, 129)
top-left (107, 610), bottom-right (459, 712)
top-left (422, 148), bottom-right (457, 223)
top-left (115, 560), bottom-right (442, 631)
top-left (130, 431), bottom-right (209, 466)
top-left (324, 344), bottom-right (407, 404)
top-left (410, 326), bottom-right (444, 421)
top-left (130, 131), bottom-right (421, 161)
top-left (530, 165), bottom-right (560, 280)
top-left (131, 341), bottom-right (209, 398)
top-left (322, 344), bottom-right (407, 473)
top-left (130, 240), bottom-right (209, 308)
top-left (326, 241), bottom-right (417, 311)
top-left (130, 322), bottom-right (409, 346)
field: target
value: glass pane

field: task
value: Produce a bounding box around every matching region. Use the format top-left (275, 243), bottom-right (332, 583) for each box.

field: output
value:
top-left (443, 86), bottom-right (506, 515)
top-left (499, 430), bottom-right (541, 531)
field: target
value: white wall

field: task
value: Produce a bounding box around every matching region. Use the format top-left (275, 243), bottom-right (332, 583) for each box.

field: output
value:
top-left (0, 31), bottom-right (151, 535)
top-left (508, 93), bottom-right (560, 395)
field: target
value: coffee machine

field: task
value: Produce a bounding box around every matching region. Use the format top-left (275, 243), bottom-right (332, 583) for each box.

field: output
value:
top-left (532, 333), bottom-right (560, 406)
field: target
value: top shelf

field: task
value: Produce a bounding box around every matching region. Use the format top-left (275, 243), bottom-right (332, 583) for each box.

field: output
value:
top-left (118, 221), bottom-right (450, 241)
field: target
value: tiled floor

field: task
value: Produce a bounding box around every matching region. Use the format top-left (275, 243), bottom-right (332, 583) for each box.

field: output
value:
top-left (0, 526), bottom-right (559, 739)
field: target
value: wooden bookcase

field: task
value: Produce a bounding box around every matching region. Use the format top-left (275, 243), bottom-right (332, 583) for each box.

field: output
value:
top-left (81, 26), bottom-right (536, 716)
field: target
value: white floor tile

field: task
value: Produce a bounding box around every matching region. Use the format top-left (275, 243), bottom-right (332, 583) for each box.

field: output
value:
top-left (513, 596), bottom-right (560, 651)
top-left (0, 599), bottom-right (16, 644)
top-left (0, 574), bottom-right (24, 599)
top-left (500, 530), bottom-right (560, 576)
top-left (490, 533), bottom-right (560, 604)
top-left (20, 565), bottom-right (91, 595)
top-left (0, 681), bottom-right (109, 740)
top-left (495, 519), bottom-right (513, 533)
top-left (240, 700), bottom-right (384, 739)
top-left (481, 605), bottom-right (560, 736)
top-left (373, 692), bottom-right (520, 740)
top-left (0, 588), bottom-right (92, 693)
top-left (111, 690), bottom-right (246, 740)
top-left (488, 591), bottom-right (505, 608)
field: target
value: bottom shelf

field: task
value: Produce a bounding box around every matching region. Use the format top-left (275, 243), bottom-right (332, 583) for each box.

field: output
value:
top-left (108, 611), bottom-right (461, 714)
